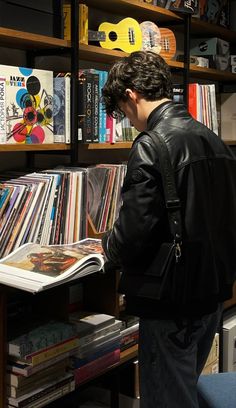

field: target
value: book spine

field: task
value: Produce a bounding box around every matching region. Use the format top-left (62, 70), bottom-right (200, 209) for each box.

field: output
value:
top-left (84, 71), bottom-right (93, 143)
top-left (22, 380), bottom-right (74, 408)
top-left (120, 331), bottom-right (139, 351)
top-left (188, 83), bottom-right (198, 120)
top-left (9, 350), bottom-right (74, 377)
top-left (78, 71), bottom-right (86, 142)
top-left (65, 76), bottom-right (71, 144)
top-left (93, 73), bottom-right (99, 143)
top-left (98, 71), bottom-right (106, 143)
top-left (63, 4), bottom-right (71, 41)
top-left (25, 337), bottom-right (78, 366)
top-left (102, 71), bottom-right (108, 143)
top-left (8, 375), bottom-right (75, 408)
top-left (74, 348), bottom-right (120, 385)
top-left (0, 77), bottom-right (6, 143)
top-left (71, 341), bottom-right (120, 369)
top-left (77, 321), bottom-right (122, 347)
top-left (79, 4), bottom-right (88, 45)
top-left (7, 359), bottom-right (67, 387)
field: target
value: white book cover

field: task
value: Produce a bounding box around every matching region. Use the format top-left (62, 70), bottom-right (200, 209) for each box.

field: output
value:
top-left (0, 64), bottom-right (54, 144)
top-left (208, 84), bottom-right (218, 136)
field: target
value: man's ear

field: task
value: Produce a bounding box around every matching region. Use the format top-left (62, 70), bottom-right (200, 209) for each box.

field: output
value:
top-left (126, 88), bottom-right (138, 103)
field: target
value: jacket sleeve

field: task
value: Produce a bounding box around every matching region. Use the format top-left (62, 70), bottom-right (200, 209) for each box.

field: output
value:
top-left (102, 137), bottom-right (166, 268)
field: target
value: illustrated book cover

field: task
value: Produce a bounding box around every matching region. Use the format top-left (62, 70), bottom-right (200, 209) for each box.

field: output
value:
top-left (0, 238), bottom-right (103, 292)
top-left (0, 64), bottom-right (54, 144)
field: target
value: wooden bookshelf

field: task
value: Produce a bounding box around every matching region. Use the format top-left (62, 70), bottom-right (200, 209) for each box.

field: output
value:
top-left (79, 44), bottom-right (236, 81)
top-left (85, 0), bottom-right (182, 22)
top-left (224, 140), bottom-right (236, 146)
top-left (189, 65), bottom-right (236, 81)
top-left (0, 289), bottom-right (6, 408)
top-left (0, 1), bottom-right (235, 407)
top-left (191, 19), bottom-right (236, 44)
top-left (79, 43), bottom-right (184, 69)
top-left (0, 144), bottom-right (71, 152)
top-left (0, 27), bottom-right (70, 50)
top-left (80, 141), bottom-right (133, 150)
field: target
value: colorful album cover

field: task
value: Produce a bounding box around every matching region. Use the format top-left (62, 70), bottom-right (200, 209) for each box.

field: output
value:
top-left (0, 64), bottom-right (54, 144)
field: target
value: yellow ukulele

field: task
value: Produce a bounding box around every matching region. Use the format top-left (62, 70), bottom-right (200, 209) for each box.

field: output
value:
top-left (88, 17), bottom-right (142, 53)
top-left (140, 21), bottom-right (176, 60)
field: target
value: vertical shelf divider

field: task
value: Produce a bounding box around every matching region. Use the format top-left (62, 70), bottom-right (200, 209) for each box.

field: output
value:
top-left (0, 286), bottom-right (6, 408)
top-left (70, 0), bottom-right (79, 165)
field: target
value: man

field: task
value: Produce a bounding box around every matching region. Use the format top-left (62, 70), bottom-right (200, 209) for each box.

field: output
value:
top-left (101, 51), bottom-right (236, 407)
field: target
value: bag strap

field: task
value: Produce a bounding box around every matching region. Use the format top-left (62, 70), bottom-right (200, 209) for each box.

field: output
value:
top-left (143, 130), bottom-right (182, 257)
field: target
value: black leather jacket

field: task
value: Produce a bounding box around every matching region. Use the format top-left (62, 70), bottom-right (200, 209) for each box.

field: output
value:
top-left (102, 101), bottom-right (236, 318)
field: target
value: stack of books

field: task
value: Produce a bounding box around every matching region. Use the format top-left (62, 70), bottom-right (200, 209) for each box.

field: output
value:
top-left (69, 311), bottom-right (122, 385)
top-left (7, 320), bottom-right (78, 407)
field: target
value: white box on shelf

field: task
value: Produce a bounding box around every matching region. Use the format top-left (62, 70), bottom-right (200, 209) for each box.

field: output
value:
top-left (220, 93), bottom-right (236, 140)
top-left (223, 314), bottom-right (236, 372)
top-left (230, 55), bottom-right (236, 65)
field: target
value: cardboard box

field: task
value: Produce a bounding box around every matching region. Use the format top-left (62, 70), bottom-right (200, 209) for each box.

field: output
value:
top-left (231, 55), bottom-right (236, 66)
top-left (205, 333), bottom-right (219, 368)
top-left (119, 394), bottom-right (140, 408)
top-left (202, 359), bottom-right (219, 375)
top-left (190, 37), bottom-right (229, 56)
top-left (223, 314), bottom-right (236, 371)
top-left (221, 93), bottom-right (236, 141)
top-left (208, 55), bottom-right (230, 71)
top-left (196, 57), bottom-right (209, 68)
top-left (0, 0), bottom-right (63, 38)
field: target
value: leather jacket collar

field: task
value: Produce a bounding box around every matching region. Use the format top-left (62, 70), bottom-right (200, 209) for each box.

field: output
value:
top-left (147, 101), bottom-right (175, 130)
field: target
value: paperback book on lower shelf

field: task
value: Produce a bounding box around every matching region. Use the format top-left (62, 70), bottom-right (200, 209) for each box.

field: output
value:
top-left (7, 372), bottom-right (75, 408)
top-left (0, 238), bottom-right (104, 293)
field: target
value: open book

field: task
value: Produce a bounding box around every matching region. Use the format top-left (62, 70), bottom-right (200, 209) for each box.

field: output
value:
top-left (0, 238), bottom-right (104, 293)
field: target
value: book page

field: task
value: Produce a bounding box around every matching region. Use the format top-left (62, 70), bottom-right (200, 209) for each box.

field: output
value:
top-left (0, 239), bottom-right (103, 285)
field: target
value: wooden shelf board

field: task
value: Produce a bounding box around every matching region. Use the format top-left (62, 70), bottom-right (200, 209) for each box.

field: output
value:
top-left (79, 44), bottom-right (126, 63)
top-left (79, 44), bottom-right (183, 68)
top-left (79, 141), bottom-right (133, 150)
top-left (0, 27), bottom-right (70, 49)
top-left (85, 0), bottom-right (181, 23)
top-left (224, 140), bottom-right (236, 145)
top-left (189, 64), bottom-right (236, 81)
top-left (191, 19), bottom-right (236, 44)
top-left (0, 144), bottom-right (70, 152)
top-left (224, 282), bottom-right (236, 311)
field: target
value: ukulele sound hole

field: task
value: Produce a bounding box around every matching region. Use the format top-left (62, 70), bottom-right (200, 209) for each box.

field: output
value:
top-left (109, 31), bottom-right (117, 42)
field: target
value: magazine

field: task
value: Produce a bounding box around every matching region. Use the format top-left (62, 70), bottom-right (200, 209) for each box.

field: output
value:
top-left (0, 238), bottom-right (104, 293)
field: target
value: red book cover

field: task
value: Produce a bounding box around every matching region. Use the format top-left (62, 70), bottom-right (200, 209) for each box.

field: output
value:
top-left (74, 348), bottom-right (120, 385)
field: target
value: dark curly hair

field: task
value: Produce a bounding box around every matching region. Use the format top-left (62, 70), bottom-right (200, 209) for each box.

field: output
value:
top-left (102, 51), bottom-right (173, 118)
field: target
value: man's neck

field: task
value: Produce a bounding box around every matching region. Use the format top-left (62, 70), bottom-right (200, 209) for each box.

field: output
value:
top-left (139, 98), bottom-right (172, 121)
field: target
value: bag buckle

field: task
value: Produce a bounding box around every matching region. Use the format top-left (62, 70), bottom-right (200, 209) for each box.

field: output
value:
top-left (166, 199), bottom-right (181, 210)
top-left (175, 242), bottom-right (182, 262)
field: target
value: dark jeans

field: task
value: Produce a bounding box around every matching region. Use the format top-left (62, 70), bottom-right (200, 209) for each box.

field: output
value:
top-left (138, 304), bottom-right (223, 408)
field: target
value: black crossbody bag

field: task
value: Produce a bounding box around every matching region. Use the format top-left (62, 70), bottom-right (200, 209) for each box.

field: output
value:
top-left (137, 130), bottom-right (186, 304)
